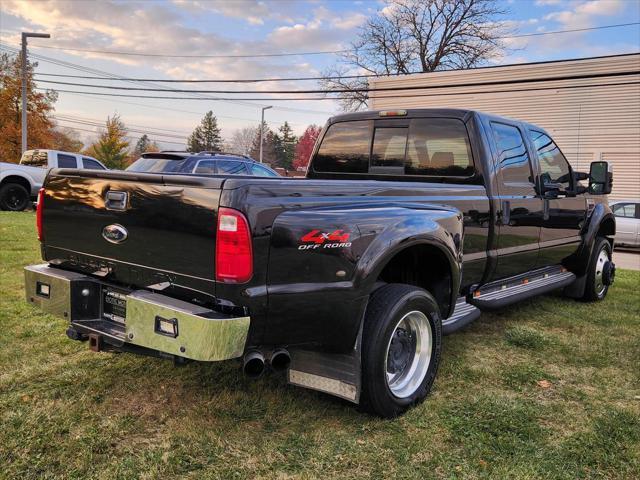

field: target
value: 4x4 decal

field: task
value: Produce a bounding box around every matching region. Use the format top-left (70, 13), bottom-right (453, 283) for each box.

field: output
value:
top-left (299, 229), bottom-right (352, 250)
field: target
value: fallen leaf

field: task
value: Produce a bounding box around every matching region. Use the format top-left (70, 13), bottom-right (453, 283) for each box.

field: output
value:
top-left (537, 380), bottom-right (552, 389)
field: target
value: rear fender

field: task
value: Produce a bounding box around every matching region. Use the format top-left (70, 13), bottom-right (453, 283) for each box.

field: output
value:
top-left (264, 203), bottom-right (462, 350)
top-left (354, 206), bottom-right (463, 318)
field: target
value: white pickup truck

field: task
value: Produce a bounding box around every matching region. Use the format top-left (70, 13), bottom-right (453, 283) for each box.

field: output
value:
top-left (0, 150), bottom-right (107, 211)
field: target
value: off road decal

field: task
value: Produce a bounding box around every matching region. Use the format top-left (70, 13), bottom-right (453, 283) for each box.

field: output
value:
top-left (298, 229), bottom-right (352, 250)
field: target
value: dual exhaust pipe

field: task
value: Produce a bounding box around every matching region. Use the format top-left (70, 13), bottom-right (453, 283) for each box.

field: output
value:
top-left (243, 348), bottom-right (290, 378)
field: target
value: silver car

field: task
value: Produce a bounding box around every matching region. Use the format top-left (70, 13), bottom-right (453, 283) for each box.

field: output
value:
top-left (610, 200), bottom-right (640, 248)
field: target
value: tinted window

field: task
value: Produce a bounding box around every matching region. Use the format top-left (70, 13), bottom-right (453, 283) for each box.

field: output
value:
top-left (126, 157), bottom-right (186, 173)
top-left (217, 160), bottom-right (247, 175)
top-left (491, 122), bottom-right (533, 184)
top-left (82, 158), bottom-right (105, 170)
top-left (20, 150), bottom-right (48, 167)
top-left (314, 121), bottom-right (370, 173)
top-left (406, 119), bottom-right (474, 176)
top-left (57, 153), bottom-right (78, 168)
top-left (612, 203), bottom-right (636, 218)
top-left (194, 160), bottom-right (216, 174)
top-left (531, 130), bottom-right (571, 189)
top-left (371, 128), bottom-right (407, 168)
top-left (250, 164), bottom-right (278, 177)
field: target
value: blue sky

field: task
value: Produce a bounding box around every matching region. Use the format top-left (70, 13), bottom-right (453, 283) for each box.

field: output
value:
top-left (1, 0), bottom-right (639, 149)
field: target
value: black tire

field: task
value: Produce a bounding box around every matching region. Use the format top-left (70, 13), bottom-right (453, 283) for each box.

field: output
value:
top-left (0, 183), bottom-right (30, 211)
top-left (360, 284), bottom-right (442, 418)
top-left (582, 236), bottom-right (614, 302)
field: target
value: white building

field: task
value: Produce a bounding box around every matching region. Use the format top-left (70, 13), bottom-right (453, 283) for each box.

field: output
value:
top-left (369, 53), bottom-right (640, 200)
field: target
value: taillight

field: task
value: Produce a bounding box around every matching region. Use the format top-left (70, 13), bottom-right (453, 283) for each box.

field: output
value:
top-left (36, 188), bottom-right (45, 241)
top-left (215, 207), bottom-right (253, 283)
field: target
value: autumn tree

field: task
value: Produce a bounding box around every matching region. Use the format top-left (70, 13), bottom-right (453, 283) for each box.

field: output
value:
top-left (321, 0), bottom-right (508, 110)
top-left (50, 127), bottom-right (83, 153)
top-left (276, 121), bottom-right (297, 170)
top-left (0, 53), bottom-right (57, 162)
top-left (293, 125), bottom-right (321, 170)
top-left (230, 126), bottom-right (257, 155)
top-left (187, 111), bottom-right (223, 152)
top-left (85, 115), bottom-right (130, 169)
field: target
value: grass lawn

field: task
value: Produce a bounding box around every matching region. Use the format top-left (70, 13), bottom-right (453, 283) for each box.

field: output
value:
top-left (1, 211), bottom-right (639, 479)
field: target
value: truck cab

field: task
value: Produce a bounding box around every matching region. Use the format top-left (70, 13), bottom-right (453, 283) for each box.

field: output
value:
top-left (0, 150), bottom-right (106, 211)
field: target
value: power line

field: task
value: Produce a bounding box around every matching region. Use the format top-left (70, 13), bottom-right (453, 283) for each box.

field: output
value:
top-left (56, 124), bottom-right (186, 146)
top-left (36, 80), bottom-right (640, 102)
top-left (22, 22), bottom-right (640, 58)
top-left (0, 43), bottom-right (334, 115)
top-left (53, 113), bottom-right (192, 136)
top-left (53, 116), bottom-right (189, 140)
top-left (33, 70), bottom-right (640, 94)
top-left (33, 71), bottom-right (381, 83)
top-left (30, 52), bottom-right (640, 84)
top-left (50, 93), bottom-right (314, 128)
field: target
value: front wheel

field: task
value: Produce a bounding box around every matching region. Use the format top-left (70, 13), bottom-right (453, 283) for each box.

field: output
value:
top-left (0, 183), bottom-right (30, 211)
top-left (582, 237), bottom-right (615, 301)
top-left (360, 284), bottom-right (442, 418)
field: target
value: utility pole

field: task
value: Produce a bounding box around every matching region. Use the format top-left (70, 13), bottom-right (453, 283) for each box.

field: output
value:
top-left (21, 32), bottom-right (50, 154)
top-left (259, 105), bottom-right (272, 163)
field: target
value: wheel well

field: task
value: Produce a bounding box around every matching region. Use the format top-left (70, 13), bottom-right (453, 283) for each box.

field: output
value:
top-left (1, 176), bottom-right (32, 195)
top-left (598, 216), bottom-right (615, 247)
top-left (377, 244), bottom-right (453, 316)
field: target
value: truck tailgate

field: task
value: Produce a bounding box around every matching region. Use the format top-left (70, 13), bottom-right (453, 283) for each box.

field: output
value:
top-left (41, 169), bottom-right (224, 296)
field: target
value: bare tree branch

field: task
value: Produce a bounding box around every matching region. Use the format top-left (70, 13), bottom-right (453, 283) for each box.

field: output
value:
top-left (320, 0), bottom-right (511, 111)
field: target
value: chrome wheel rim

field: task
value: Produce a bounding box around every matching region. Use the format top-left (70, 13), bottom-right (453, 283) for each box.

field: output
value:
top-left (594, 248), bottom-right (610, 296)
top-left (384, 310), bottom-right (432, 398)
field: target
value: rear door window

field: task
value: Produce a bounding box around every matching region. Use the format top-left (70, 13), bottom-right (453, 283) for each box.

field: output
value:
top-left (217, 160), bottom-right (248, 175)
top-left (194, 160), bottom-right (217, 174)
top-left (490, 122), bottom-right (534, 185)
top-left (250, 164), bottom-right (278, 177)
top-left (57, 153), bottom-right (78, 168)
top-left (314, 121), bottom-right (370, 173)
top-left (82, 158), bottom-right (105, 170)
top-left (613, 203), bottom-right (636, 218)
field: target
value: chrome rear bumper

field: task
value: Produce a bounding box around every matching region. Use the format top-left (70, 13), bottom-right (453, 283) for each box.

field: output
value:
top-left (24, 264), bottom-right (249, 361)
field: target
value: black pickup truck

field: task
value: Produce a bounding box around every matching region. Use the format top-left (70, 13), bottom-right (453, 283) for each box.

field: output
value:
top-left (25, 109), bottom-right (616, 418)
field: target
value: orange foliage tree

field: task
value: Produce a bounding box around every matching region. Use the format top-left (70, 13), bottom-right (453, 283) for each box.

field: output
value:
top-left (0, 53), bottom-right (58, 163)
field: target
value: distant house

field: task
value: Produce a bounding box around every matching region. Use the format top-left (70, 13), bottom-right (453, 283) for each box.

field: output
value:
top-left (369, 53), bottom-right (640, 200)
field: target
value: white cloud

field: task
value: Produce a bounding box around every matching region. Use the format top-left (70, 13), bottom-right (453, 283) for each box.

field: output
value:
top-left (544, 0), bottom-right (625, 29)
top-left (171, 0), bottom-right (301, 25)
top-left (267, 6), bottom-right (365, 52)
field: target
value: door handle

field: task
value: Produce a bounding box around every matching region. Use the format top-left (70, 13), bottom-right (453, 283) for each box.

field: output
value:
top-left (105, 191), bottom-right (128, 211)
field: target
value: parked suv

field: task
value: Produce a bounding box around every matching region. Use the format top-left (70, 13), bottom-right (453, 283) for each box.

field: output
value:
top-left (126, 151), bottom-right (280, 177)
top-left (0, 150), bottom-right (107, 211)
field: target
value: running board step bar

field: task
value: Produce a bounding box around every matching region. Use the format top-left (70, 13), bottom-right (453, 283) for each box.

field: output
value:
top-left (468, 267), bottom-right (576, 311)
top-left (442, 297), bottom-right (481, 335)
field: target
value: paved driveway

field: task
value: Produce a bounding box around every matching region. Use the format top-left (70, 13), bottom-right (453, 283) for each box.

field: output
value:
top-left (614, 250), bottom-right (640, 271)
